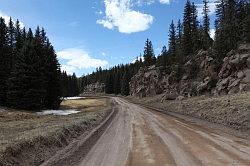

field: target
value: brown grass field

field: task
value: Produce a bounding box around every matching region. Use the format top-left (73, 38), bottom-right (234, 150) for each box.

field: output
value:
top-left (0, 97), bottom-right (111, 156)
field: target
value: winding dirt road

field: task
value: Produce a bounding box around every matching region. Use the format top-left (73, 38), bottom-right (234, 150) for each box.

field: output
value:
top-left (78, 97), bottom-right (250, 166)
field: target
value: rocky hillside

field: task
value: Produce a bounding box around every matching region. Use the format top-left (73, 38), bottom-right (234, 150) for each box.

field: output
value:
top-left (130, 44), bottom-right (250, 100)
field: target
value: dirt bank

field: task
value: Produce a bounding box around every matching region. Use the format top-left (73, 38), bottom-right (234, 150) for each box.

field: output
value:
top-left (126, 92), bottom-right (250, 132)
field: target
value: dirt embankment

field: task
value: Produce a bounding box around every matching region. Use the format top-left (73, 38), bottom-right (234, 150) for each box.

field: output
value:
top-left (0, 98), bottom-right (114, 166)
top-left (126, 92), bottom-right (250, 132)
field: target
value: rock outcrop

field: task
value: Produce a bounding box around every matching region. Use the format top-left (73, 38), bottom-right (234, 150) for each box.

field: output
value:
top-left (129, 44), bottom-right (250, 100)
top-left (83, 82), bottom-right (105, 94)
top-left (215, 44), bottom-right (250, 95)
top-left (129, 66), bottom-right (168, 98)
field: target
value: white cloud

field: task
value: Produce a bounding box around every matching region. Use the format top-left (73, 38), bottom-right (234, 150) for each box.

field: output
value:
top-left (210, 28), bottom-right (215, 39)
top-left (61, 65), bottom-right (77, 75)
top-left (159, 0), bottom-right (170, 4)
top-left (196, 0), bottom-right (218, 19)
top-left (57, 48), bottom-right (108, 74)
top-left (0, 11), bottom-right (25, 28)
top-left (97, 0), bottom-right (154, 34)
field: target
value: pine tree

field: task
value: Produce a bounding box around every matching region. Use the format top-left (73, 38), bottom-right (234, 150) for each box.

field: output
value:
top-left (191, 2), bottom-right (200, 52)
top-left (44, 40), bottom-right (62, 108)
top-left (121, 70), bottom-right (130, 96)
top-left (182, 0), bottom-right (193, 57)
top-left (143, 39), bottom-right (155, 66)
top-left (7, 18), bottom-right (15, 69)
top-left (168, 20), bottom-right (176, 55)
top-left (243, 2), bottom-right (250, 43)
top-left (7, 29), bottom-right (46, 110)
top-left (105, 73), bottom-right (113, 94)
top-left (236, 0), bottom-right (247, 42)
top-left (202, 0), bottom-right (213, 49)
top-left (214, 0), bottom-right (239, 58)
top-left (0, 18), bottom-right (8, 105)
top-left (224, 0), bottom-right (239, 50)
top-left (113, 69), bottom-right (121, 95)
top-left (156, 46), bottom-right (168, 68)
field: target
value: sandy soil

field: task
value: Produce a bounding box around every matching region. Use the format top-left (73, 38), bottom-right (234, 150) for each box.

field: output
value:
top-left (77, 97), bottom-right (250, 166)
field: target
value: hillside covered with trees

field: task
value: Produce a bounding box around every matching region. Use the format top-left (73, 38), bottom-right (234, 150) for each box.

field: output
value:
top-left (80, 0), bottom-right (249, 96)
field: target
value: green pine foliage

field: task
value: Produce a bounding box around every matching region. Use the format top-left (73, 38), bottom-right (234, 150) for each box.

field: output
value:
top-left (0, 18), bottom-right (8, 105)
top-left (143, 39), bottom-right (156, 66)
top-left (0, 17), bottom-right (64, 110)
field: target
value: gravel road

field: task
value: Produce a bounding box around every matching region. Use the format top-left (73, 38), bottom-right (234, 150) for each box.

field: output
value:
top-left (68, 97), bottom-right (250, 166)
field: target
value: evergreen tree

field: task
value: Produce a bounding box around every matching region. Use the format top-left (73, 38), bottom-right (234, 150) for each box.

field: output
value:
top-left (236, 0), bottom-right (247, 42)
top-left (44, 40), bottom-right (62, 108)
top-left (7, 18), bottom-right (15, 69)
top-left (191, 2), bottom-right (200, 52)
top-left (182, 0), bottom-right (193, 56)
top-left (214, 0), bottom-right (239, 57)
top-left (121, 70), bottom-right (130, 96)
top-left (143, 38), bottom-right (155, 66)
top-left (113, 69), bottom-right (121, 95)
top-left (0, 18), bottom-right (8, 105)
top-left (243, 2), bottom-right (250, 43)
top-left (224, 0), bottom-right (239, 50)
top-left (168, 20), bottom-right (176, 55)
top-left (105, 73), bottom-right (113, 94)
top-left (8, 29), bottom-right (46, 110)
top-left (202, 0), bottom-right (213, 49)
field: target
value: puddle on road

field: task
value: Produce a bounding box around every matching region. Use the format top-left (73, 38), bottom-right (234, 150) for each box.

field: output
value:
top-left (37, 109), bottom-right (80, 116)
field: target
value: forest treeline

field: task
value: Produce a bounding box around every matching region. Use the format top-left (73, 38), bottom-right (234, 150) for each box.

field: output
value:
top-left (0, 18), bottom-right (79, 110)
top-left (80, 0), bottom-right (249, 95)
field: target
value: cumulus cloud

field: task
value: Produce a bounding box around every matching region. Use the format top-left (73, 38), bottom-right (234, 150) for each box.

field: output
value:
top-left (57, 48), bottom-right (108, 74)
top-left (97, 0), bottom-right (154, 34)
top-left (196, 0), bottom-right (218, 18)
top-left (0, 11), bottom-right (25, 28)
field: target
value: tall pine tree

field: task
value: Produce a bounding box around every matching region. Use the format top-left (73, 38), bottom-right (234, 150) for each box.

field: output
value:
top-left (168, 20), bottom-right (176, 55)
top-left (0, 18), bottom-right (8, 105)
top-left (143, 38), bottom-right (155, 66)
top-left (202, 0), bottom-right (213, 49)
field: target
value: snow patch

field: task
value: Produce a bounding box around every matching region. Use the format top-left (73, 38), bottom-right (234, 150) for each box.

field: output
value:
top-left (37, 109), bottom-right (80, 116)
top-left (63, 97), bottom-right (86, 100)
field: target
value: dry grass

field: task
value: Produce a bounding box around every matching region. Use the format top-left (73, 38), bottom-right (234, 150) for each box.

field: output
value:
top-left (0, 98), bottom-right (111, 154)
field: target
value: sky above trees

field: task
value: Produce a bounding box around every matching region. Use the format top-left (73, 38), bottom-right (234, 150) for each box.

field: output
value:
top-left (0, 0), bottom-right (217, 76)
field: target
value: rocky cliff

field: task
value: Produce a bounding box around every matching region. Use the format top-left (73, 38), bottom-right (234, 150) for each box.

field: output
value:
top-left (130, 44), bottom-right (250, 100)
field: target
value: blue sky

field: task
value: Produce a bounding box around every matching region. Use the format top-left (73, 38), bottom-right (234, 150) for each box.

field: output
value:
top-left (0, 0), bottom-right (217, 76)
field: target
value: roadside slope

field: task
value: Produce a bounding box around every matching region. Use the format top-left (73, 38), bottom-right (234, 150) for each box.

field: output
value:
top-left (126, 92), bottom-right (250, 131)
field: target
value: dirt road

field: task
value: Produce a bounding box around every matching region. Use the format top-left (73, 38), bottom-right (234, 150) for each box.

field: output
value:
top-left (78, 97), bottom-right (250, 166)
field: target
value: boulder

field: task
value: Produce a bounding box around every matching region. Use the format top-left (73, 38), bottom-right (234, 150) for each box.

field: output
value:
top-left (242, 69), bottom-right (250, 83)
top-left (237, 71), bottom-right (245, 79)
top-left (161, 91), bottom-right (178, 101)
